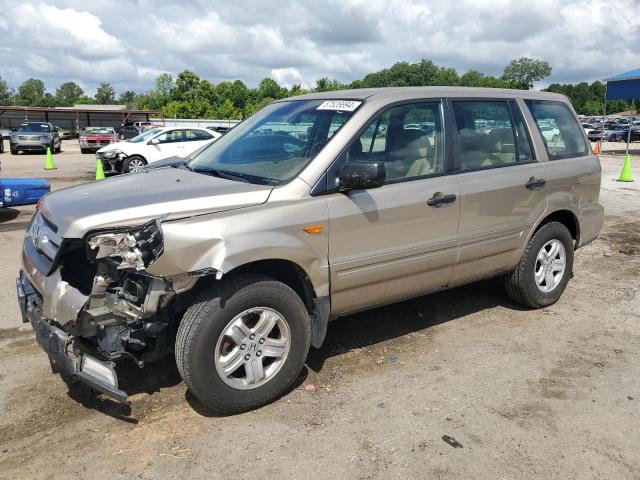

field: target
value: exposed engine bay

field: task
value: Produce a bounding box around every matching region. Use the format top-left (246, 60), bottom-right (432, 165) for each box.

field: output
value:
top-left (63, 219), bottom-right (177, 365)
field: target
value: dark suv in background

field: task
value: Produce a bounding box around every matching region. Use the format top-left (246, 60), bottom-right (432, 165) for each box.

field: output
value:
top-left (117, 125), bottom-right (142, 140)
top-left (10, 122), bottom-right (61, 155)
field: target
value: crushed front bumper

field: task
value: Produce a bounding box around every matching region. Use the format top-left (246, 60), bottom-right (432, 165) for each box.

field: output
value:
top-left (16, 271), bottom-right (129, 404)
top-left (96, 152), bottom-right (125, 174)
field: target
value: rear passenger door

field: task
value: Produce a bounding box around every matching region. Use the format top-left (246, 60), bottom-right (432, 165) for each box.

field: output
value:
top-left (524, 99), bottom-right (600, 244)
top-left (450, 99), bottom-right (548, 284)
top-left (328, 100), bottom-right (460, 314)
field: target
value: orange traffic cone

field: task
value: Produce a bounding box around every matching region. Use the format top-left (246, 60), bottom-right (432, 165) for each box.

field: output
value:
top-left (593, 140), bottom-right (601, 155)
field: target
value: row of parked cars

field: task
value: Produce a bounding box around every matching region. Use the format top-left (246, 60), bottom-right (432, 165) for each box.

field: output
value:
top-left (581, 117), bottom-right (640, 142)
top-left (2, 121), bottom-right (231, 170)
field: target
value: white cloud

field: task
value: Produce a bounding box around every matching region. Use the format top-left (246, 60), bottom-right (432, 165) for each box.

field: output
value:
top-left (271, 67), bottom-right (306, 89)
top-left (0, 0), bottom-right (638, 94)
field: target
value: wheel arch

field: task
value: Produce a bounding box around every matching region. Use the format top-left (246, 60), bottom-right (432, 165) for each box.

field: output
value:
top-left (126, 153), bottom-right (147, 163)
top-left (186, 258), bottom-right (330, 349)
top-left (531, 209), bottom-right (580, 248)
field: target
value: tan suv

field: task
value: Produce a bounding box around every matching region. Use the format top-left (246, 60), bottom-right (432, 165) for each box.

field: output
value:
top-left (17, 87), bottom-right (603, 413)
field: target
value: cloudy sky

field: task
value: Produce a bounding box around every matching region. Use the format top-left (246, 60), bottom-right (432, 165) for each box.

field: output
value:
top-left (0, 0), bottom-right (639, 94)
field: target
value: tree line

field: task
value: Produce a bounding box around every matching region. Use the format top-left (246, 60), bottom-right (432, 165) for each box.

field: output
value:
top-left (0, 57), bottom-right (630, 119)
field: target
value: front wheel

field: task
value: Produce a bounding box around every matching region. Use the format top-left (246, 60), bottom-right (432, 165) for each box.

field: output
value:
top-left (505, 222), bottom-right (574, 308)
top-left (176, 274), bottom-right (311, 414)
top-left (122, 155), bottom-right (146, 173)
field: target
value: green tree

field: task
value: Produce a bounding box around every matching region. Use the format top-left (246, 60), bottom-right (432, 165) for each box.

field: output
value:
top-left (215, 98), bottom-right (242, 119)
top-left (0, 76), bottom-right (14, 105)
top-left (502, 57), bottom-right (552, 89)
top-left (55, 81), bottom-right (84, 106)
top-left (171, 70), bottom-right (201, 101)
top-left (75, 95), bottom-right (96, 105)
top-left (119, 90), bottom-right (137, 108)
top-left (16, 78), bottom-right (46, 106)
top-left (155, 73), bottom-right (173, 100)
top-left (314, 78), bottom-right (345, 92)
top-left (257, 78), bottom-right (284, 100)
top-left (95, 83), bottom-right (116, 104)
top-left (42, 92), bottom-right (57, 107)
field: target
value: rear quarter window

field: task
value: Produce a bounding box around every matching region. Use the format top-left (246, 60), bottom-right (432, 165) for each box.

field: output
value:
top-left (525, 100), bottom-right (589, 160)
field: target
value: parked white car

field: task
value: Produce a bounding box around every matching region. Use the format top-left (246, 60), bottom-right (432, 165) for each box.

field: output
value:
top-left (97, 127), bottom-right (221, 174)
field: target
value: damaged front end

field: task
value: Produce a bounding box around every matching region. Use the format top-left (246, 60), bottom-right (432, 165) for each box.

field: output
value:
top-left (18, 213), bottom-right (179, 404)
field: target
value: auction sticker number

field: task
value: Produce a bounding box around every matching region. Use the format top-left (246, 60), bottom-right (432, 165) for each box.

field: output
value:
top-left (317, 100), bottom-right (362, 112)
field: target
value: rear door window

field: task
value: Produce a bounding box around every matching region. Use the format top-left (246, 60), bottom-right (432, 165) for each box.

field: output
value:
top-left (185, 129), bottom-right (213, 141)
top-left (525, 100), bottom-right (589, 160)
top-left (451, 101), bottom-right (522, 170)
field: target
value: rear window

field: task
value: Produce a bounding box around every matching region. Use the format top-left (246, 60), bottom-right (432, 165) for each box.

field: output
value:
top-left (525, 100), bottom-right (589, 160)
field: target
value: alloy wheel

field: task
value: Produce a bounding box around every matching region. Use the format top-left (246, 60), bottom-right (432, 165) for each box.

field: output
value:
top-left (534, 239), bottom-right (566, 293)
top-left (128, 158), bottom-right (145, 172)
top-left (214, 307), bottom-right (291, 390)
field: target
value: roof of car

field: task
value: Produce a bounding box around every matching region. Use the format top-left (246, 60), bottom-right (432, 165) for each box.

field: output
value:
top-left (281, 86), bottom-right (568, 103)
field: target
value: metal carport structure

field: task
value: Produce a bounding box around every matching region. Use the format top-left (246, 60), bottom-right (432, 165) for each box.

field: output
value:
top-left (0, 105), bottom-right (161, 135)
top-left (604, 68), bottom-right (640, 155)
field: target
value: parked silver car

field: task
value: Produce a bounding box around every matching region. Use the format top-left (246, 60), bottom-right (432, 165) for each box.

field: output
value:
top-left (10, 121), bottom-right (61, 154)
top-left (17, 87), bottom-right (603, 413)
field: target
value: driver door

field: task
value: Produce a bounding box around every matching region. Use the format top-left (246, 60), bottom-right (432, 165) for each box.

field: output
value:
top-left (327, 100), bottom-right (460, 314)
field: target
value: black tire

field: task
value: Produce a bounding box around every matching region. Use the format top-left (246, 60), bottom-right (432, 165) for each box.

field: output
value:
top-left (10, 147), bottom-right (17, 155)
top-left (55, 141), bottom-right (61, 153)
top-left (122, 155), bottom-right (146, 173)
top-left (505, 221), bottom-right (574, 308)
top-left (176, 274), bottom-right (311, 415)
top-left (80, 148), bottom-right (87, 154)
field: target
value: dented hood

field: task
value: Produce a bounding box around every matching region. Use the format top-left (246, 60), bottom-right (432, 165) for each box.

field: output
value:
top-left (40, 168), bottom-right (273, 238)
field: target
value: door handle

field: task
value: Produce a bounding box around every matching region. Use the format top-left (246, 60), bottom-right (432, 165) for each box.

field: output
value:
top-left (427, 193), bottom-right (457, 207)
top-left (525, 177), bottom-right (546, 190)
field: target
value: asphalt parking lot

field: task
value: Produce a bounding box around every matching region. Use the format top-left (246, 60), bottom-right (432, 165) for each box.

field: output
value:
top-left (0, 140), bottom-right (639, 479)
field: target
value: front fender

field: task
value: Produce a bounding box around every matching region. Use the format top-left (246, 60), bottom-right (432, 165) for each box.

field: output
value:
top-left (146, 197), bottom-right (330, 297)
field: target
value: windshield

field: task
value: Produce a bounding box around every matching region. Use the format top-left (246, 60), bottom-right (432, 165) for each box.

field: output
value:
top-left (18, 123), bottom-right (51, 133)
top-left (129, 128), bottom-right (162, 143)
top-left (85, 127), bottom-right (116, 134)
top-left (187, 99), bottom-right (361, 185)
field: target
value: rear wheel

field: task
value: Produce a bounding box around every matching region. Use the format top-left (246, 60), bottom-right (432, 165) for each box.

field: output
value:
top-left (122, 155), bottom-right (146, 173)
top-left (505, 222), bottom-right (574, 308)
top-left (176, 274), bottom-right (311, 414)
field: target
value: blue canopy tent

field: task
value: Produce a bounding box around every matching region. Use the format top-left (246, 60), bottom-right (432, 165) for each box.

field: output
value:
top-left (604, 68), bottom-right (640, 154)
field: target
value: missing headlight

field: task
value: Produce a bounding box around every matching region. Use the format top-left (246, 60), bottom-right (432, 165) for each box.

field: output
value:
top-left (88, 219), bottom-right (164, 270)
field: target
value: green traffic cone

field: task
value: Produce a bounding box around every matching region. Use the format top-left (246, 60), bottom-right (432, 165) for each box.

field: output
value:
top-left (44, 147), bottom-right (57, 170)
top-left (95, 157), bottom-right (105, 180)
top-left (618, 154), bottom-right (633, 182)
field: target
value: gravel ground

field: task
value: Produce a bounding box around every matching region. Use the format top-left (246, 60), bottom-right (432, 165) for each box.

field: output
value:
top-left (0, 142), bottom-right (638, 480)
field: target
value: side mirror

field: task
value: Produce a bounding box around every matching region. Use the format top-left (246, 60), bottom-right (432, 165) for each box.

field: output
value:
top-left (339, 162), bottom-right (386, 191)
top-left (149, 138), bottom-right (160, 145)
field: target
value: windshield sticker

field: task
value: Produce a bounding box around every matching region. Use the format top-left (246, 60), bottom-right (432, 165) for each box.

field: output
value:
top-left (317, 100), bottom-right (362, 112)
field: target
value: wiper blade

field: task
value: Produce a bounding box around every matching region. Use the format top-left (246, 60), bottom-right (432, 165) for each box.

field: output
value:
top-left (190, 167), bottom-right (250, 183)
